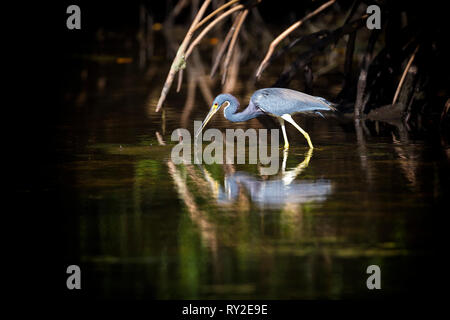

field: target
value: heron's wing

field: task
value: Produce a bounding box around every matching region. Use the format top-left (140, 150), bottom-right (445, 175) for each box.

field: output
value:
top-left (251, 88), bottom-right (335, 116)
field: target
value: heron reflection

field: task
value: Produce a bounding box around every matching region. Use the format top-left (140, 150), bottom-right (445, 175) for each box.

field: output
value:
top-left (166, 141), bottom-right (334, 258)
top-left (197, 149), bottom-right (332, 209)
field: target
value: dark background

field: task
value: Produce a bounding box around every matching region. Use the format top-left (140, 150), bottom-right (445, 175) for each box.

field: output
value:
top-left (10, 0), bottom-right (447, 309)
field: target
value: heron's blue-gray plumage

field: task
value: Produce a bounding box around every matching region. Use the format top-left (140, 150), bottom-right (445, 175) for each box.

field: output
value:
top-left (251, 88), bottom-right (335, 117)
top-left (218, 172), bottom-right (332, 207)
top-left (200, 88), bottom-right (335, 148)
top-left (216, 93), bottom-right (265, 123)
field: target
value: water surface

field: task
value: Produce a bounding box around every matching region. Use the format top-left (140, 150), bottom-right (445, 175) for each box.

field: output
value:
top-left (58, 57), bottom-right (448, 300)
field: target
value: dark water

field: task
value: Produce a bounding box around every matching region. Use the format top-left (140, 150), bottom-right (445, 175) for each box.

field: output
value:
top-left (58, 57), bottom-right (448, 300)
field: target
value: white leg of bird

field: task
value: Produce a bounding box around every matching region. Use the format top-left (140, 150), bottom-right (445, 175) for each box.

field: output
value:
top-left (281, 148), bottom-right (288, 173)
top-left (282, 148), bottom-right (313, 185)
top-left (278, 117), bottom-right (289, 149)
top-left (281, 114), bottom-right (314, 149)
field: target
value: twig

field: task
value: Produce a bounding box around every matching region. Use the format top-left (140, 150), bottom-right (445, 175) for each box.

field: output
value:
top-left (274, 15), bottom-right (368, 87)
top-left (192, 50), bottom-right (214, 105)
top-left (255, 0), bottom-right (336, 80)
top-left (176, 4), bottom-right (244, 91)
top-left (172, 0), bottom-right (191, 19)
top-left (250, 7), bottom-right (273, 45)
top-left (354, 29), bottom-right (380, 118)
top-left (343, 0), bottom-right (361, 25)
top-left (155, 0), bottom-right (211, 112)
top-left (185, 4), bottom-right (244, 59)
top-left (176, 69), bottom-right (184, 92)
top-left (193, 0), bottom-right (240, 32)
top-left (392, 45), bottom-right (420, 105)
top-left (223, 43), bottom-right (240, 92)
top-left (181, 70), bottom-right (197, 127)
top-left (210, 13), bottom-right (241, 77)
top-left (190, 0), bottom-right (200, 19)
top-left (336, 29), bottom-right (357, 100)
top-left (269, 30), bottom-right (330, 68)
top-left (155, 131), bottom-right (166, 146)
top-left (344, 32), bottom-right (356, 82)
top-left (222, 9), bottom-right (248, 84)
top-left (164, 0), bottom-right (190, 31)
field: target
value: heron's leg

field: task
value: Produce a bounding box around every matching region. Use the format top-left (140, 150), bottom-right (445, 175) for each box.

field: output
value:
top-left (282, 148), bottom-right (313, 185)
top-left (281, 148), bottom-right (288, 172)
top-left (278, 117), bottom-right (289, 149)
top-left (281, 114), bottom-right (314, 149)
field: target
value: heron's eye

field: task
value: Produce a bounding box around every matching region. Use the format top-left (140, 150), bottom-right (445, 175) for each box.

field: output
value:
top-left (213, 103), bottom-right (218, 109)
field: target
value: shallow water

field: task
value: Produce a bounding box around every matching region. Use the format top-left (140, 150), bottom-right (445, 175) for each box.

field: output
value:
top-left (58, 57), bottom-right (448, 300)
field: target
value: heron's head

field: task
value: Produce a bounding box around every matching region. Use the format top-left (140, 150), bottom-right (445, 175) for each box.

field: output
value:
top-left (195, 94), bottom-right (233, 137)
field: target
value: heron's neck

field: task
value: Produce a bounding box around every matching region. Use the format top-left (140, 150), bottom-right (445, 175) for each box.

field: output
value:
top-left (223, 95), bottom-right (259, 123)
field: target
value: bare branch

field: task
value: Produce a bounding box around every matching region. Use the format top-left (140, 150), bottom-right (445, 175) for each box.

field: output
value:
top-left (185, 4), bottom-right (244, 59)
top-left (343, 31), bottom-right (356, 85)
top-left (267, 30), bottom-right (330, 69)
top-left (155, 0), bottom-right (212, 112)
top-left (274, 15), bottom-right (368, 87)
top-left (223, 44), bottom-right (240, 92)
top-left (222, 9), bottom-right (248, 84)
top-left (255, 0), bottom-right (336, 80)
top-left (181, 70), bottom-right (197, 127)
top-left (155, 132), bottom-right (166, 146)
top-left (392, 45), bottom-right (420, 105)
top-left (343, 0), bottom-right (362, 25)
top-left (175, 4), bottom-right (244, 91)
top-left (173, 0), bottom-right (191, 19)
top-left (193, 0), bottom-right (240, 32)
top-left (176, 69), bottom-right (184, 92)
top-left (192, 51), bottom-right (215, 105)
top-left (354, 29), bottom-right (380, 118)
top-left (210, 14), bottom-right (241, 78)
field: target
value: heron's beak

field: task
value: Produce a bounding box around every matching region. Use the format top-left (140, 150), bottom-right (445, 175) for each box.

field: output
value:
top-left (195, 104), bottom-right (219, 138)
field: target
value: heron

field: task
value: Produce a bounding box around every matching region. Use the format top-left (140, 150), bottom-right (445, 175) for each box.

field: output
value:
top-left (195, 88), bottom-right (336, 149)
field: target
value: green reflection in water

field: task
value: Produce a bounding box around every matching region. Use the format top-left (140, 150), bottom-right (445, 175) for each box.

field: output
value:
top-left (63, 135), bottom-right (443, 299)
top-left (59, 59), bottom-right (446, 299)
